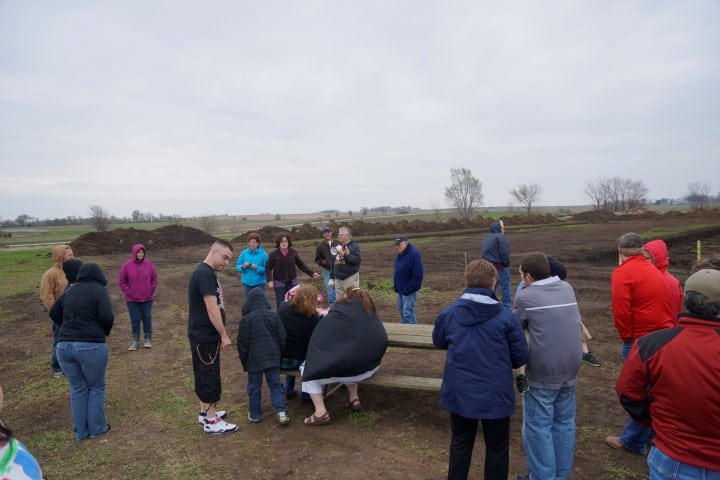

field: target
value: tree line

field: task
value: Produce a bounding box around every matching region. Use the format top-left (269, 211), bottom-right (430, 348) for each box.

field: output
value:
top-left (444, 167), bottom-right (718, 218)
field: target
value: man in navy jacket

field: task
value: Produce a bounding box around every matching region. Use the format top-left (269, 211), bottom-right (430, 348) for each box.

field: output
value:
top-left (392, 236), bottom-right (424, 324)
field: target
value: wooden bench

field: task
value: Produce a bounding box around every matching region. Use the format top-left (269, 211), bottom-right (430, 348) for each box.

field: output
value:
top-left (281, 369), bottom-right (442, 393)
top-left (280, 322), bottom-right (443, 394)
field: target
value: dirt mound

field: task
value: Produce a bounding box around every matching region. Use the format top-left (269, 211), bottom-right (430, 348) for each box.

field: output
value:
top-left (71, 225), bottom-right (217, 255)
top-left (231, 226), bottom-right (291, 245)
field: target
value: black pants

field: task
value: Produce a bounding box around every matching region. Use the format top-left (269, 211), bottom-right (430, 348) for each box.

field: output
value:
top-left (190, 340), bottom-right (222, 404)
top-left (448, 413), bottom-right (510, 480)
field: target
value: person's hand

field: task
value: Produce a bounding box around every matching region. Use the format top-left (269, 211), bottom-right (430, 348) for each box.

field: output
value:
top-left (267, 281), bottom-right (274, 289)
top-left (243, 262), bottom-right (250, 269)
top-left (313, 272), bottom-right (320, 279)
top-left (220, 335), bottom-right (232, 348)
top-left (251, 264), bottom-right (257, 270)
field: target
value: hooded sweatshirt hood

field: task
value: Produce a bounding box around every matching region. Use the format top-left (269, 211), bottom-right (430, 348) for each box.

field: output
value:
top-left (456, 288), bottom-right (503, 327)
top-left (77, 262), bottom-right (108, 286)
top-left (242, 287), bottom-right (271, 316)
top-left (132, 243), bottom-right (146, 262)
top-left (51, 245), bottom-right (68, 268)
top-left (489, 221), bottom-right (502, 234)
top-left (644, 239), bottom-right (670, 271)
top-left (63, 259), bottom-right (83, 284)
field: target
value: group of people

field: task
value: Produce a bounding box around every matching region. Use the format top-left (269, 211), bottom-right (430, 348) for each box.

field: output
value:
top-left (36, 243), bottom-right (157, 443)
top-left (435, 229), bottom-right (719, 480)
top-left (191, 239), bottom-right (388, 433)
top-left (30, 223), bottom-right (719, 480)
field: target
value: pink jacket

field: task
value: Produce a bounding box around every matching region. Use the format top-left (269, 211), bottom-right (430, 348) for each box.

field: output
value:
top-left (118, 244), bottom-right (158, 302)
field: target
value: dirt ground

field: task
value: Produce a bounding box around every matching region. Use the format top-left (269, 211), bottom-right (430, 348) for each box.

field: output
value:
top-left (1, 216), bottom-right (718, 479)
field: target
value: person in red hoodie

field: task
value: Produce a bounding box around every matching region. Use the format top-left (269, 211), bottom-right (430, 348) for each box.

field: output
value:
top-left (643, 239), bottom-right (683, 319)
top-left (605, 232), bottom-right (675, 455)
top-left (118, 243), bottom-right (158, 351)
top-left (616, 269), bottom-right (720, 479)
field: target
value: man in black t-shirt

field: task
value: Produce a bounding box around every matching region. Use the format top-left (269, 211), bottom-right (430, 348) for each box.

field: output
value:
top-left (189, 239), bottom-right (238, 435)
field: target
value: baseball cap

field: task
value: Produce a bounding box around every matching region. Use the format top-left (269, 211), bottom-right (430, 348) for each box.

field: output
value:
top-left (322, 226), bottom-right (331, 233)
top-left (684, 269), bottom-right (720, 303)
top-left (393, 236), bottom-right (408, 245)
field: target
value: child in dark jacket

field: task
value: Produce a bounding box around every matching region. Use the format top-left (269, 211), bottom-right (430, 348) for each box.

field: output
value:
top-left (237, 287), bottom-right (289, 425)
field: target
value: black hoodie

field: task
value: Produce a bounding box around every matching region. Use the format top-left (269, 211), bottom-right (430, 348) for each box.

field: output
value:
top-left (50, 263), bottom-right (114, 343)
top-left (237, 288), bottom-right (286, 372)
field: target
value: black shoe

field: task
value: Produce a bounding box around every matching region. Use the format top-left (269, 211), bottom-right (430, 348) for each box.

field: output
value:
top-left (515, 374), bottom-right (529, 393)
top-left (583, 351), bottom-right (601, 367)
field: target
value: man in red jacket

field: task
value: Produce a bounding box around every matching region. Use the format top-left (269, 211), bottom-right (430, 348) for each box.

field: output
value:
top-left (616, 269), bottom-right (720, 478)
top-left (606, 232), bottom-right (674, 455)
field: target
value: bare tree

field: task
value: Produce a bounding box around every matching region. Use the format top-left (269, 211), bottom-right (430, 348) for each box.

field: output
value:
top-left (584, 177), bottom-right (647, 212)
top-left (509, 183), bottom-right (543, 215)
top-left (444, 167), bottom-right (484, 219)
top-left (89, 205), bottom-right (110, 231)
top-left (686, 181), bottom-right (711, 209)
top-left (199, 216), bottom-right (217, 234)
top-left (584, 180), bottom-right (605, 211)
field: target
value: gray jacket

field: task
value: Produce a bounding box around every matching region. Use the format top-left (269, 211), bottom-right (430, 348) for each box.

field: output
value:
top-left (513, 276), bottom-right (582, 388)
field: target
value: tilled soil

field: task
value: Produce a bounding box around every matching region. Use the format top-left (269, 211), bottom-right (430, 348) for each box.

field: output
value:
top-left (2, 215), bottom-right (717, 479)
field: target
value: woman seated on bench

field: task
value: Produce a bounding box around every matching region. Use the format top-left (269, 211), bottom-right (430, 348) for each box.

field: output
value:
top-left (300, 287), bottom-right (388, 426)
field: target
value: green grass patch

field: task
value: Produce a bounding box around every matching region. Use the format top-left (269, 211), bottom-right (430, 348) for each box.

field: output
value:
top-left (401, 438), bottom-right (443, 460)
top-left (0, 248), bottom-right (51, 298)
top-left (347, 410), bottom-right (378, 427)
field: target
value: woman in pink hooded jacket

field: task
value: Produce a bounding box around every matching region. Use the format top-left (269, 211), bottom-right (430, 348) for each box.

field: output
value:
top-left (643, 239), bottom-right (683, 321)
top-left (118, 243), bottom-right (158, 350)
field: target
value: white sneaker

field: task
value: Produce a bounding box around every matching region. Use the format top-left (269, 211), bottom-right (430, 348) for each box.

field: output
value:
top-left (198, 410), bottom-right (227, 426)
top-left (203, 416), bottom-right (237, 435)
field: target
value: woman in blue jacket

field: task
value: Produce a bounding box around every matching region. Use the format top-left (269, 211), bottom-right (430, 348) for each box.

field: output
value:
top-left (236, 232), bottom-right (268, 297)
top-left (433, 259), bottom-right (528, 480)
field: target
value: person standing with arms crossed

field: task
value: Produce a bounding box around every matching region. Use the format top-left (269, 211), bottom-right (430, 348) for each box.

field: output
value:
top-left (118, 243), bottom-right (158, 350)
top-left (392, 236), bottom-right (424, 324)
top-left (189, 239), bottom-right (238, 435)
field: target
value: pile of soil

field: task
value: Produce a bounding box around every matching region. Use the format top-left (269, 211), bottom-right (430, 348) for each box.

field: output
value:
top-left (70, 225), bottom-right (217, 255)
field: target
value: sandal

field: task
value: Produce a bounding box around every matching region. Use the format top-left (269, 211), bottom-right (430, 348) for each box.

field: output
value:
top-left (347, 398), bottom-right (362, 412)
top-left (303, 412), bottom-right (331, 426)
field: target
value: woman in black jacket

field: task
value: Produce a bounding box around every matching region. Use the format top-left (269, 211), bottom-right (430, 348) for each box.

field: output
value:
top-left (49, 262), bottom-right (114, 441)
top-left (301, 287), bottom-right (388, 426)
top-left (264, 233), bottom-right (320, 309)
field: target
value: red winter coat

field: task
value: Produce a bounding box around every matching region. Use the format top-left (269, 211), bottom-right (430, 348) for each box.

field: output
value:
top-left (611, 255), bottom-right (674, 342)
top-left (643, 240), bottom-right (683, 320)
top-left (616, 314), bottom-right (720, 470)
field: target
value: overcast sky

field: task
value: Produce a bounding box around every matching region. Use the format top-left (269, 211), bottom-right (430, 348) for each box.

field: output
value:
top-left (1, 1), bottom-right (718, 221)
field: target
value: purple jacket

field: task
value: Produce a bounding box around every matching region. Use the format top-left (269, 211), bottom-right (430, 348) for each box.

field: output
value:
top-left (118, 243), bottom-right (158, 302)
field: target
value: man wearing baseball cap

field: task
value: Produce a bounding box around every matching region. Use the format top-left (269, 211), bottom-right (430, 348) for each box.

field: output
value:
top-left (615, 269), bottom-right (720, 478)
top-left (606, 232), bottom-right (675, 454)
top-left (392, 236), bottom-right (424, 324)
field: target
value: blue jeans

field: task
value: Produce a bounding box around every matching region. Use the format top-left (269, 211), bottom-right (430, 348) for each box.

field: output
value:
top-left (620, 341), bottom-right (652, 454)
top-left (247, 367), bottom-right (286, 419)
top-left (648, 445), bottom-right (720, 480)
top-left (495, 267), bottom-right (511, 310)
top-left (522, 379), bottom-right (577, 479)
top-left (51, 321), bottom-right (61, 372)
top-left (55, 341), bottom-right (110, 441)
top-left (397, 292), bottom-right (417, 324)
top-left (322, 270), bottom-right (336, 305)
top-left (273, 281), bottom-right (295, 310)
top-left (126, 301), bottom-right (153, 338)
top-left (242, 283), bottom-right (265, 298)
